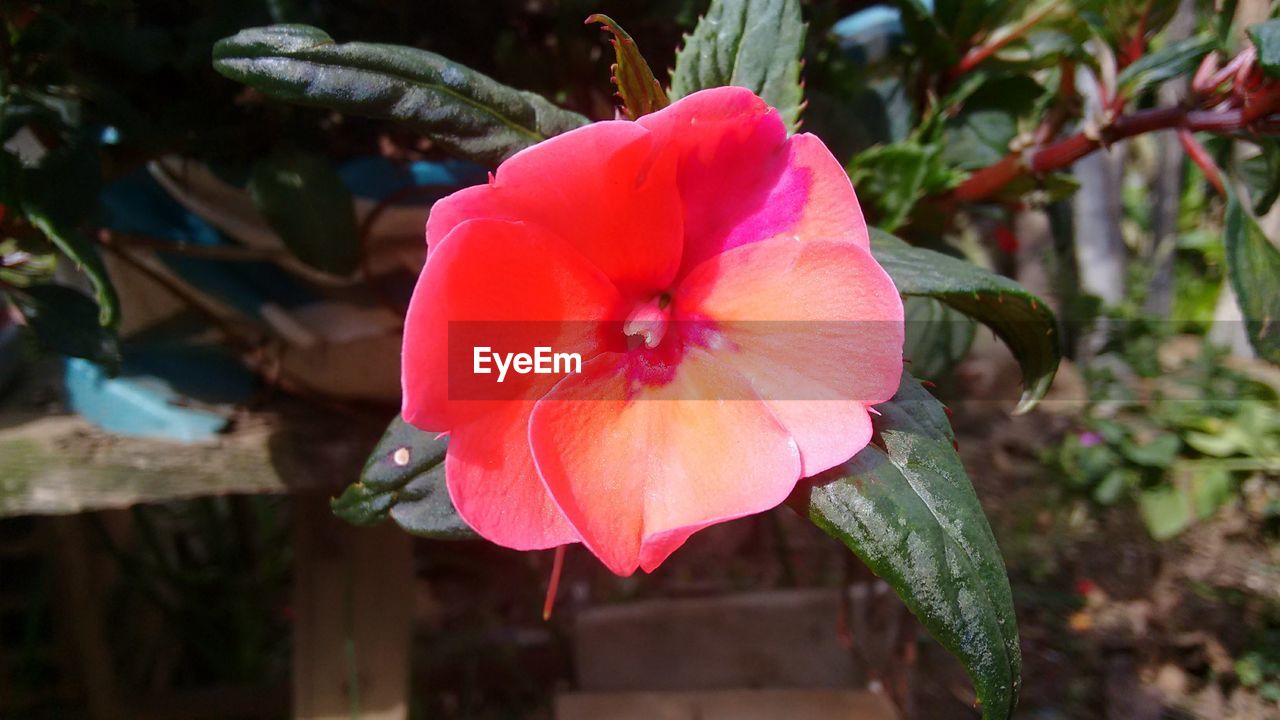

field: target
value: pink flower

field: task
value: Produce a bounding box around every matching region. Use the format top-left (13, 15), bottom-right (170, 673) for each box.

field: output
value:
top-left (402, 87), bottom-right (904, 575)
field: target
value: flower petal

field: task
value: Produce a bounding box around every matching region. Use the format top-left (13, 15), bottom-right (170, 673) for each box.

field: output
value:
top-left (425, 120), bottom-right (682, 298)
top-left (401, 218), bottom-right (624, 432)
top-left (637, 88), bottom-right (870, 277)
top-left (446, 401), bottom-right (578, 549)
top-left (528, 349), bottom-right (802, 575)
top-left (677, 235), bottom-right (904, 474)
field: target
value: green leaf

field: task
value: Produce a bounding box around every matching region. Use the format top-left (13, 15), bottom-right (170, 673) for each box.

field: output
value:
top-left (1223, 188), bottom-right (1280, 363)
top-left (333, 414), bottom-right (477, 540)
top-left (871, 230), bottom-right (1061, 412)
top-left (669, 0), bottom-right (806, 131)
top-left (941, 75), bottom-right (1044, 171)
top-left (1137, 484), bottom-right (1191, 540)
top-left (1240, 140), bottom-right (1280, 216)
top-left (903, 295), bottom-right (977, 379)
top-left (248, 152), bottom-right (359, 275)
top-left (847, 142), bottom-right (965, 232)
top-left (1118, 432), bottom-right (1180, 468)
top-left (794, 373), bottom-right (1020, 720)
top-left (7, 284), bottom-right (120, 366)
top-left (212, 25), bottom-right (589, 166)
top-left (1248, 19), bottom-right (1280, 77)
top-left (20, 141), bottom-right (120, 327)
top-left (1116, 35), bottom-right (1216, 98)
top-left (586, 15), bottom-right (669, 120)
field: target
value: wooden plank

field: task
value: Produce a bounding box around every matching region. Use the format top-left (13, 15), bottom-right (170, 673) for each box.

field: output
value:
top-left (291, 495), bottom-right (413, 720)
top-left (557, 689), bottom-right (899, 720)
top-left (0, 405), bottom-right (382, 517)
top-left (47, 515), bottom-right (125, 719)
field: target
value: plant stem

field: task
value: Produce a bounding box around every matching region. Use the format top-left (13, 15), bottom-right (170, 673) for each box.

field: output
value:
top-left (948, 0), bottom-right (1066, 79)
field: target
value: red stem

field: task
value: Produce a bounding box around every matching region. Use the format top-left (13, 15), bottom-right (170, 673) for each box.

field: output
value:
top-left (1177, 128), bottom-right (1226, 196)
top-left (952, 96), bottom-right (1279, 202)
top-left (948, 0), bottom-right (1065, 79)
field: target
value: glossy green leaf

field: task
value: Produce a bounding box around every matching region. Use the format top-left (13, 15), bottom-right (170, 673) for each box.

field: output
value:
top-left (248, 152), bottom-right (359, 275)
top-left (1248, 19), bottom-right (1280, 77)
top-left (587, 15), bottom-right (669, 120)
top-left (213, 25), bottom-right (589, 166)
top-left (7, 284), bottom-right (120, 366)
top-left (871, 229), bottom-right (1061, 412)
top-left (669, 0), bottom-right (806, 131)
top-left (20, 140), bottom-right (120, 327)
top-left (333, 414), bottom-right (477, 539)
top-left (1223, 188), bottom-right (1280, 364)
top-left (794, 373), bottom-right (1020, 720)
top-left (1115, 35), bottom-right (1216, 98)
top-left (903, 295), bottom-right (976, 379)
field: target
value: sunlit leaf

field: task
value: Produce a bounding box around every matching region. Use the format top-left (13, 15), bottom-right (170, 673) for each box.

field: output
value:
top-left (669, 0), bottom-right (806, 131)
top-left (794, 373), bottom-right (1021, 720)
top-left (871, 229), bottom-right (1061, 412)
top-left (586, 14), bottom-right (669, 120)
top-left (213, 25), bottom-right (589, 166)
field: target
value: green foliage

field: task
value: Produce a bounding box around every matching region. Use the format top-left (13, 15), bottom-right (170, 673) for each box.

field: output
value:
top-left (871, 230), bottom-right (1061, 412)
top-left (902, 295), bottom-right (977, 380)
top-left (587, 15), bottom-right (670, 120)
top-left (212, 25), bottom-right (589, 166)
top-left (248, 152), bottom-right (359, 276)
top-left (848, 143), bottom-right (965, 231)
top-left (1115, 35), bottom-right (1217, 98)
top-left (1236, 631), bottom-right (1280, 705)
top-left (18, 140), bottom-right (120, 327)
top-left (940, 75), bottom-right (1045, 171)
top-left (1248, 19), bottom-right (1280, 77)
top-left (332, 415), bottom-right (476, 540)
top-left (1050, 340), bottom-right (1280, 540)
top-left (1224, 189), bottom-right (1280, 364)
top-left (1240, 139), bottom-right (1280, 216)
top-left (669, 0), bottom-right (806, 131)
top-left (795, 373), bottom-right (1020, 720)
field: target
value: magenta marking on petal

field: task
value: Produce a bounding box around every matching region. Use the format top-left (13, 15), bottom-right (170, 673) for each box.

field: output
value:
top-left (718, 163), bottom-right (813, 255)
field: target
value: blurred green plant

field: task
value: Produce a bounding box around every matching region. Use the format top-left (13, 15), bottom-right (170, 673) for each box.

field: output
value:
top-left (1050, 335), bottom-right (1280, 539)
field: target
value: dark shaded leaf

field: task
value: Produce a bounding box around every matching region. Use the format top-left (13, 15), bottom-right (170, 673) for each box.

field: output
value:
top-left (1116, 35), bottom-right (1216, 98)
top-left (794, 373), bottom-right (1020, 720)
top-left (586, 15), bottom-right (669, 120)
top-left (20, 140), bottom-right (120, 327)
top-left (871, 229), bottom-right (1060, 412)
top-left (669, 0), bottom-right (806, 130)
top-left (8, 284), bottom-right (120, 366)
top-left (333, 414), bottom-right (477, 539)
top-left (903, 295), bottom-right (977, 379)
top-left (1224, 188), bottom-right (1280, 363)
top-left (213, 25), bottom-right (589, 166)
top-left (1240, 139), bottom-right (1280, 216)
top-left (248, 152), bottom-right (359, 275)
top-left (1248, 19), bottom-right (1280, 77)
top-left (941, 75), bottom-right (1044, 171)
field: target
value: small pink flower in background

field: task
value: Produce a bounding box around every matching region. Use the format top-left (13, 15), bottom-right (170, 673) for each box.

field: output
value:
top-left (402, 87), bottom-right (904, 576)
top-left (1078, 431), bottom-right (1103, 447)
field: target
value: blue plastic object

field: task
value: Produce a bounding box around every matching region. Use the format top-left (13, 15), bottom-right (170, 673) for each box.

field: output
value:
top-left (831, 2), bottom-right (935, 64)
top-left (63, 357), bottom-right (232, 442)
